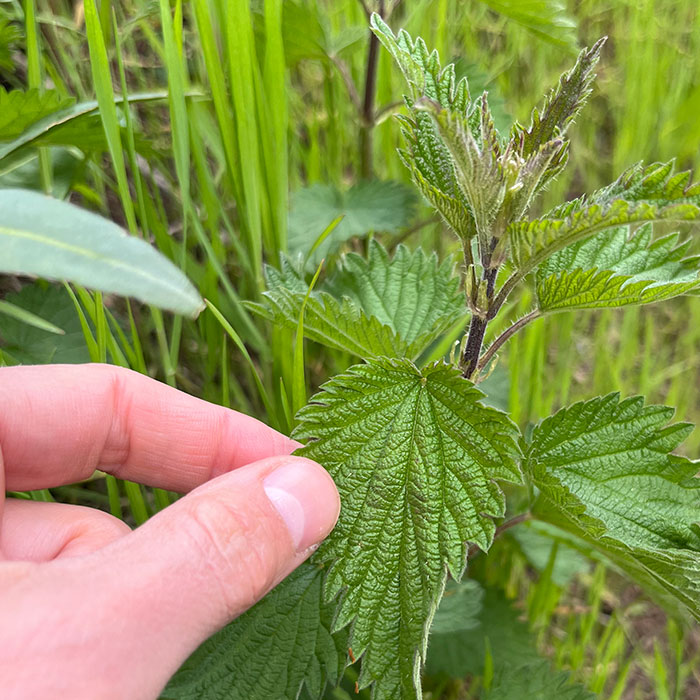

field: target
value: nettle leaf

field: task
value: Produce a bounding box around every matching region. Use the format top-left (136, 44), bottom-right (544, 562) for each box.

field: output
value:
top-left (510, 38), bottom-right (604, 159)
top-left (509, 197), bottom-right (700, 275)
top-left (526, 394), bottom-right (700, 620)
top-left (536, 224), bottom-right (700, 311)
top-left (0, 87), bottom-right (75, 141)
top-left (295, 358), bottom-right (522, 699)
top-left (324, 241), bottom-right (464, 350)
top-left (371, 14), bottom-right (477, 242)
top-left (483, 660), bottom-right (595, 700)
top-left (248, 287), bottom-right (407, 359)
top-left (164, 563), bottom-right (348, 700)
top-left (288, 181), bottom-right (417, 264)
top-left (249, 243), bottom-right (465, 361)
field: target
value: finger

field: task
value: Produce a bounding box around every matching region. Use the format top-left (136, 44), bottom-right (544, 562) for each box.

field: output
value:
top-left (0, 455), bottom-right (340, 700)
top-left (0, 363), bottom-right (299, 492)
top-left (0, 499), bottom-right (131, 561)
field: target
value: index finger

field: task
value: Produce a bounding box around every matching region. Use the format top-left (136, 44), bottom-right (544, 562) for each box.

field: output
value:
top-left (0, 364), bottom-right (298, 492)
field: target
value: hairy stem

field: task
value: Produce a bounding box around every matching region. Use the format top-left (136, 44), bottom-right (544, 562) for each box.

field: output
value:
top-left (467, 512), bottom-right (532, 559)
top-left (478, 309), bottom-right (542, 372)
top-left (489, 269), bottom-right (523, 320)
top-left (461, 264), bottom-right (498, 378)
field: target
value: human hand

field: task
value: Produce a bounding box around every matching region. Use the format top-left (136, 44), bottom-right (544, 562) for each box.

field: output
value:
top-left (0, 364), bottom-right (340, 700)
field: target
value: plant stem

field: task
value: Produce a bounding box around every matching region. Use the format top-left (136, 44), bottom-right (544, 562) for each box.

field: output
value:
top-left (467, 512), bottom-right (532, 559)
top-left (359, 0), bottom-right (384, 179)
top-left (461, 264), bottom-right (498, 378)
top-left (489, 269), bottom-right (522, 320)
top-left (478, 309), bottom-right (541, 372)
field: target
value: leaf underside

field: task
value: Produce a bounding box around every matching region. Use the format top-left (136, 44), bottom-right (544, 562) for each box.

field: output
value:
top-left (164, 564), bottom-right (348, 700)
top-left (526, 394), bottom-right (700, 620)
top-left (536, 223), bottom-right (700, 311)
top-left (295, 358), bottom-right (521, 699)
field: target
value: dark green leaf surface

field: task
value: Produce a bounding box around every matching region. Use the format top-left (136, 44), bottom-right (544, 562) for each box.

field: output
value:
top-left (536, 224), bottom-right (700, 311)
top-left (251, 243), bottom-right (465, 361)
top-left (324, 242), bottom-right (464, 350)
top-left (164, 564), bottom-right (348, 700)
top-left (287, 181), bottom-right (417, 264)
top-left (526, 394), bottom-right (700, 620)
top-left (295, 358), bottom-right (521, 698)
top-left (483, 660), bottom-right (595, 700)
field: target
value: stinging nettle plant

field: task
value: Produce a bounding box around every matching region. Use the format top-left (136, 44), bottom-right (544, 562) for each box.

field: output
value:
top-left (166, 14), bottom-right (700, 700)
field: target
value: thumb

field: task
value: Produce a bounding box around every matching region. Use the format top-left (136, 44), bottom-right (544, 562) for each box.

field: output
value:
top-left (10, 456), bottom-right (340, 700)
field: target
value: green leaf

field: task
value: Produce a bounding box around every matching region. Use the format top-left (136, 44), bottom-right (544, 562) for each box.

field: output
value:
top-left (0, 298), bottom-right (64, 335)
top-left (0, 91), bottom-right (174, 165)
top-left (371, 14), bottom-right (476, 242)
top-left (0, 189), bottom-right (203, 317)
top-left (477, 0), bottom-right (578, 50)
top-left (288, 181), bottom-right (417, 265)
top-left (251, 243), bottom-right (466, 361)
top-left (324, 241), bottom-right (465, 351)
top-left (509, 197), bottom-right (700, 275)
top-left (0, 283), bottom-right (91, 364)
top-left (429, 578), bottom-right (483, 635)
top-left (510, 38), bottom-right (604, 159)
top-left (247, 287), bottom-right (408, 359)
top-left (0, 87), bottom-right (75, 141)
top-left (0, 147), bottom-right (84, 197)
top-left (164, 564), bottom-right (349, 700)
top-left (425, 584), bottom-right (539, 679)
top-left (483, 660), bottom-right (595, 700)
top-left (295, 358), bottom-right (521, 699)
top-left (526, 394), bottom-right (700, 620)
top-left (535, 224), bottom-right (700, 311)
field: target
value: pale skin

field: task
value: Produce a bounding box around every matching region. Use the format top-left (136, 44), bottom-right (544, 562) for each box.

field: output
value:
top-left (0, 364), bottom-right (341, 700)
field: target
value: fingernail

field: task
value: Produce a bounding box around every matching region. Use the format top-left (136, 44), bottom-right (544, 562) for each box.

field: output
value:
top-left (263, 459), bottom-right (340, 552)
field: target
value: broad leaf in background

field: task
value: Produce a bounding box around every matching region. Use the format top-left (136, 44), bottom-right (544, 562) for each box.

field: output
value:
top-left (0, 190), bottom-right (203, 316)
top-left (0, 147), bottom-right (84, 197)
top-left (536, 224), bottom-right (700, 311)
top-left (250, 243), bottom-right (466, 361)
top-left (0, 284), bottom-right (91, 364)
top-left (425, 584), bottom-right (539, 679)
top-left (287, 181), bottom-right (417, 265)
top-left (483, 660), bottom-right (595, 700)
top-left (477, 0), bottom-right (578, 50)
top-left (164, 564), bottom-right (348, 700)
top-left (526, 394), bottom-right (700, 620)
top-left (0, 87), bottom-right (74, 141)
top-left (295, 359), bottom-right (521, 699)
top-left (511, 521), bottom-right (590, 587)
top-left (0, 91), bottom-right (172, 166)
